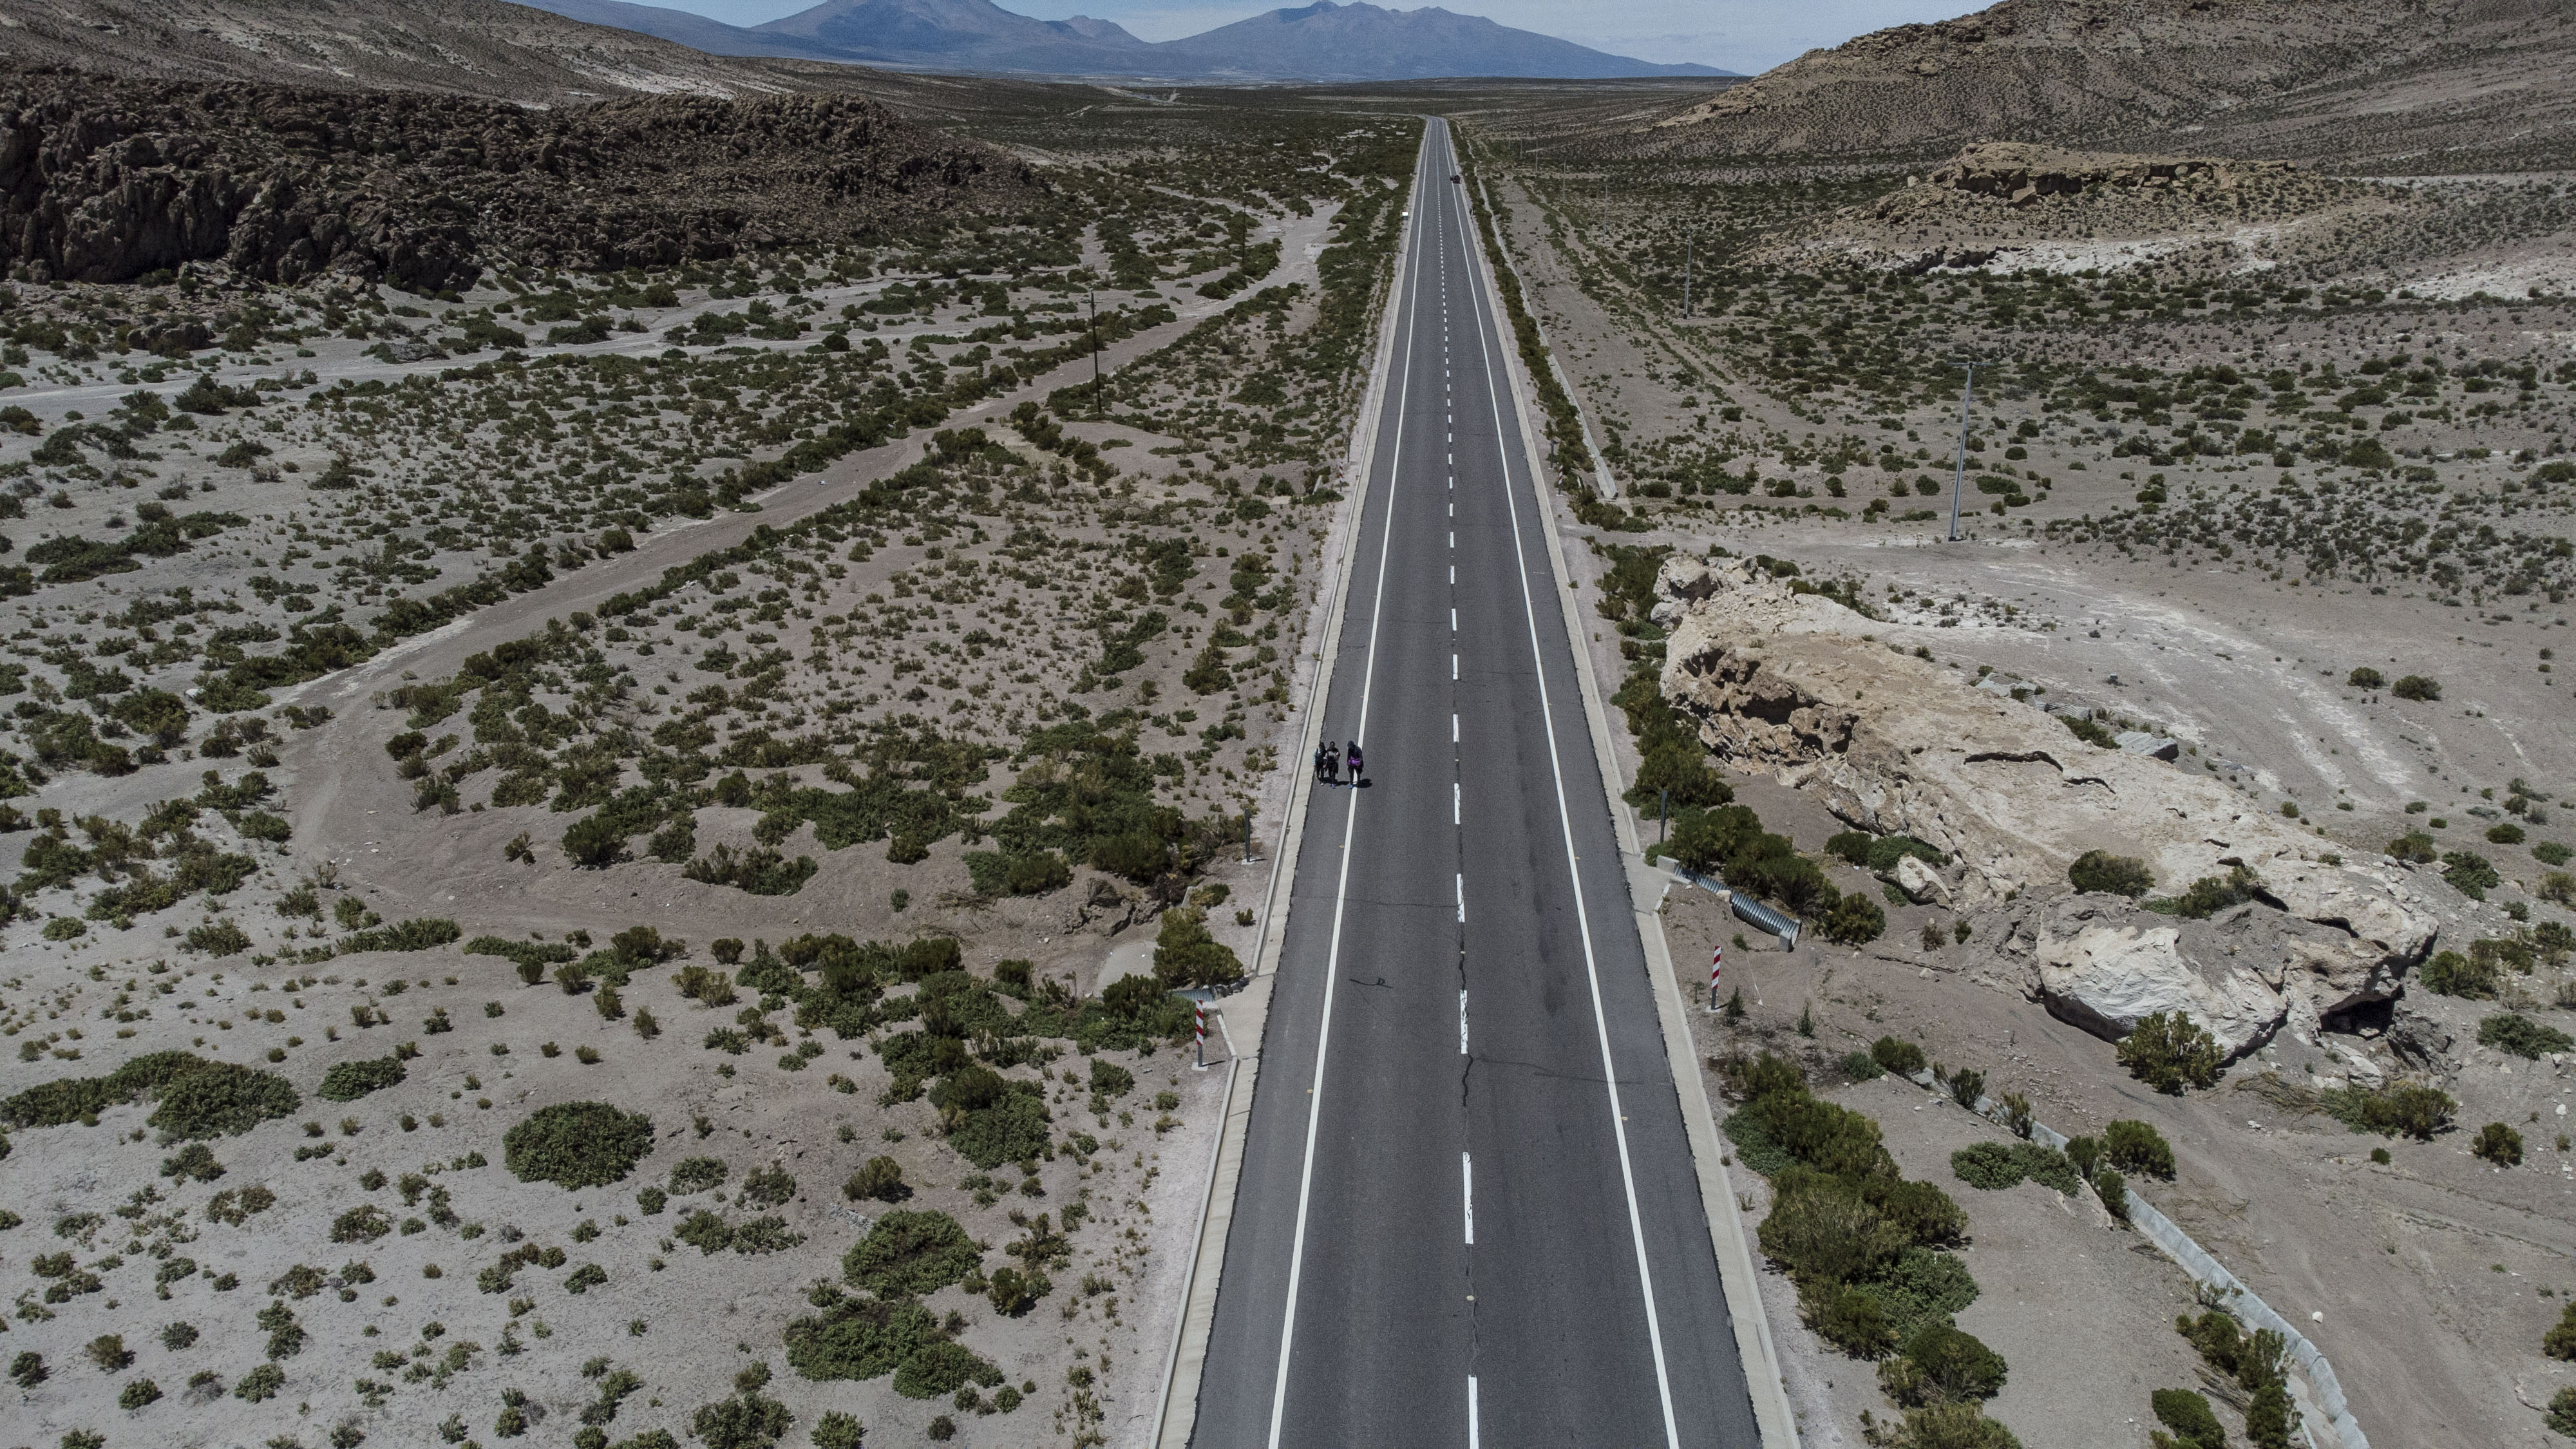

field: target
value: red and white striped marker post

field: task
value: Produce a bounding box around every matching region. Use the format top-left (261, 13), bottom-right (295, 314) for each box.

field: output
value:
top-left (1194, 999), bottom-right (1207, 1070)
top-left (1709, 944), bottom-right (1723, 1013)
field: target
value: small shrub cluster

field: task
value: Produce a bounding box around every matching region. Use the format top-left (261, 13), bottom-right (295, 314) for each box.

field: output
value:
top-left (2176, 1311), bottom-right (2298, 1449)
top-left (2116, 1012), bottom-right (2226, 1095)
top-left (2067, 850), bottom-right (2153, 898)
top-left (503, 1102), bottom-right (654, 1188)
top-left (2478, 1012), bottom-right (2575, 1059)
top-left (1949, 1141), bottom-right (2081, 1195)
top-left (2103, 1120), bottom-right (2176, 1179)
top-left (316, 1056), bottom-right (407, 1102)
top-left (2318, 1083), bottom-right (2455, 1141)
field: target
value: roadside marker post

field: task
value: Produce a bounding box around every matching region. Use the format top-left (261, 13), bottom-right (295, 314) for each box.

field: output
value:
top-left (1194, 999), bottom-right (1207, 1070)
top-left (1708, 944), bottom-right (1722, 1014)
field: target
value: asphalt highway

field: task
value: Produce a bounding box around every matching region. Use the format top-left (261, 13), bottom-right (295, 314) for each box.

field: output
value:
top-left (1189, 119), bottom-right (1761, 1448)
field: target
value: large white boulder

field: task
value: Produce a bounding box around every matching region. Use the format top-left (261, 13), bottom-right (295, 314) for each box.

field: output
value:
top-left (2032, 922), bottom-right (2286, 1059)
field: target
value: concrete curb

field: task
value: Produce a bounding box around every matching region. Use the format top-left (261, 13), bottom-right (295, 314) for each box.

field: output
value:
top-left (1148, 124), bottom-right (1428, 1449)
top-left (1457, 138), bottom-right (1803, 1449)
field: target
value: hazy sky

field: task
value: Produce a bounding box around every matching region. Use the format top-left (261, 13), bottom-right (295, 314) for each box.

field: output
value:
top-left (655, 1), bottom-right (1980, 73)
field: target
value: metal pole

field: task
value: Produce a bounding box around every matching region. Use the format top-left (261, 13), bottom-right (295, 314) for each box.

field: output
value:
top-left (1708, 943), bottom-right (1722, 1013)
top-left (1947, 360), bottom-right (1976, 542)
top-left (1193, 999), bottom-right (1206, 1070)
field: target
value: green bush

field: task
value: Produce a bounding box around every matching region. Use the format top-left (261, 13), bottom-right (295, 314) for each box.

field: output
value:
top-left (843, 1211), bottom-right (980, 1298)
top-left (2067, 851), bottom-right (2153, 898)
top-left (2472, 1121), bottom-right (2524, 1166)
top-left (316, 1056), bottom-right (407, 1102)
top-left (2347, 667), bottom-right (2383, 689)
top-left (690, 1390), bottom-right (791, 1449)
top-left (2092, 1169), bottom-right (2128, 1221)
top-left (1819, 893), bottom-right (1886, 946)
top-left (2158, 865), bottom-right (2262, 919)
top-left (1872, 1247), bottom-right (1979, 1345)
top-left (2151, 1388), bottom-right (2226, 1449)
top-left (2117, 1012), bottom-right (2225, 1095)
top-left (1871, 1037), bottom-right (1927, 1077)
top-left (2103, 1120), bottom-right (2175, 1178)
top-left (233, 1362), bottom-right (284, 1402)
top-left (670, 1157), bottom-right (727, 1193)
top-left (1880, 1322), bottom-right (2007, 1406)
top-left (2418, 948), bottom-right (2497, 999)
top-left (2545, 1301), bottom-right (2576, 1359)
top-left (2479, 1012), bottom-right (2575, 1059)
top-left (2385, 831), bottom-right (2437, 864)
top-left (891, 1341), bottom-right (1002, 1400)
top-left (2391, 675), bottom-right (2441, 701)
top-left (1803, 1283), bottom-right (1898, 1359)
top-left (1759, 1174), bottom-right (1908, 1286)
top-left (504, 1103), bottom-right (654, 1188)
top-left (1152, 907), bottom-right (1243, 990)
top-left (1950, 1142), bottom-right (2021, 1191)
top-left (149, 1062), bottom-right (299, 1139)
top-left (785, 1294), bottom-right (943, 1381)
top-left (1876, 1403), bottom-right (2023, 1448)
top-left (2318, 1083), bottom-right (2455, 1140)
top-left (2010, 1142), bottom-right (2081, 1195)
top-left (2442, 850), bottom-right (2501, 900)
top-left (846, 1157), bottom-right (908, 1203)
top-left (1841, 1051), bottom-right (1886, 1082)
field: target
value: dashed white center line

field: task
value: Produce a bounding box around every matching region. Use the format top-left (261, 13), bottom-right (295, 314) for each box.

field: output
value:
top-left (1459, 989), bottom-right (1469, 1054)
top-left (1455, 873), bottom-right (1464, 921)
top-left (1453, 781), bottom-right (1461, 823)
top-left (1451, 652), bottom-right (1458, 680)
top-left (1468, 1377), bottom-right (1482, 1449)
top-left (1452, 713), bottom-right (1459, 743)
top-left (1450, 607), bottom-right (1457, 631)
top-left (1462, 1151), bottom-right (1475, 1243)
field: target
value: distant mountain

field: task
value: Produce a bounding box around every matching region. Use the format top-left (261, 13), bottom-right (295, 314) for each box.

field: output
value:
top-left (1647, 0), bottom-right (2576, 171)
top-left (1153, 2), bottom-right (1722, 82)
top-left (0, 0), bottom-right (799, 105)
top-left (516, 0), bottom-right (1730, 81)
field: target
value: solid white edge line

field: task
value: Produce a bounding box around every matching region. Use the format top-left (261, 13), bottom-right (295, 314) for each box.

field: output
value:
top-left (1451, 122), bottom-right (1683, 1449)
top-left (1468, 1375), bottom-right (1481, 1449)
top-left (1263, 121), bottom-right (1432, 1449)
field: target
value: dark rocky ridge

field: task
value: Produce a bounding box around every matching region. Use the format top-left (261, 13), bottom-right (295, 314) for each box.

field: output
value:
top-left (0, 70), bottom-right (1046, 289)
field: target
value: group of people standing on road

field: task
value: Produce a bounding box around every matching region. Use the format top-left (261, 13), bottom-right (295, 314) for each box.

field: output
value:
top-left (1314, 739), bottom-right (1363, 786)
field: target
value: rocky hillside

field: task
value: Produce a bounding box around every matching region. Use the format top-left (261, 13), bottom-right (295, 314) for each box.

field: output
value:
top-left (0, 0), bottom-right (815, 105)
top-left (1646, 0), bottom-right (2576, 171)
top-left (0, 70), bottom-right (1045, 289)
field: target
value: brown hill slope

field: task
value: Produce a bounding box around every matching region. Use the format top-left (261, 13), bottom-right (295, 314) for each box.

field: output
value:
top-left (0, 69), bottom-right (1045, 289)
top-left (0, 0), bottom-right (804, 105)
top-left (1646, 0), bottom-right (2576, 171)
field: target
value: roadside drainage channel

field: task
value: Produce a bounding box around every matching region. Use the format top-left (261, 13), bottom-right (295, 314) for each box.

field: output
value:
top-left (1906, 1070), bottom-right (2369, 1449)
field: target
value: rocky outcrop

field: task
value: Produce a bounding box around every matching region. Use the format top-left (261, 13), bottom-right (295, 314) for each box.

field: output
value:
top-left (0, 70), bottom-right (1043, 288)
top-left (1653, 556), bottom-right (2436, 1038)
top-left (1913, 141), bottom-right (2292, 209)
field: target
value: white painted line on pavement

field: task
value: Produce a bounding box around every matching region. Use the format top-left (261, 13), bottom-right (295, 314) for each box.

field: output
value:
top-left (1459, 990), bottom-right (1469, 1055)
top-left (1264, 126), bottom-right (1434, 1449)
top-left (1469, 1376), bottom-right (1482, 1449)
top-left (1453, 782), bottom-right (1461, 824)
top-left (1455, 873), bottom-right (1464, 922)
top-left (1463, 1151), bottom-right (1475, 1244)
top-left (1453, 126), bottom-right (1683, 1449)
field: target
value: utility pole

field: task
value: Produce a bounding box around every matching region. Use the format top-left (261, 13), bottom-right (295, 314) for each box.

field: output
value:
top-left (1088, 287), bottom-right (1101, 420)
top-left (1948, 360), bottom-right (1976, 542)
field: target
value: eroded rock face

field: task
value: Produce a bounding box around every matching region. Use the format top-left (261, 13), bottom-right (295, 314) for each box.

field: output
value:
top-left (0, 70), bottom-right (1043, 287)
top-left (1915, 140), bottom-right (2293, 209)
top-left (1654, 556), bottom-right (2435, 1037)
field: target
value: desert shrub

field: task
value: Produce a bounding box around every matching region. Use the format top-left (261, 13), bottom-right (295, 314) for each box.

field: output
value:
top-left (1761, 1173), bottom-right (1908, 1285)
top-left (1819, 893), bottom-right (1886, 945)
top-left (676, 1209), bottom-right (735, 1255)
top-left (740, 1164), bottom-right (795, 1208)
top-left (2490, 822), bottom-right (2528, 846)
top-left (2385, 831), bottom-right (2437, 864)
top-left (2347, 667), bottom-right (2384, 689)
top-left (2472, 1122), bottom-right (2524, 1166)
top-left (2390, 675), bottom-right (2441, 701)
top-left (938, 1077), bottom-right (1051, 1169)
top-left (2159, 865), bottom-right (2262, 919)
top-left (2067, 851), bottom-right (2153, 898)
top-left (845, 1157), bottom-right (908, 1203)
top-left (160, 1142), bottom-right (223, 1182)
top-left (1949, 1142), bottom-right (2022, 1191)
top-left (1841, 1050), bottom-right (1886, 1082)
top-left (316, 1056), bottom-right (406, 1102)
top-left (504, 1103), bottom-right (654, 1188)
top-left (2318, 1083), bottom-right (2455, 1140)
top-left (892, 1341), bottom-right (1002, 1401)
top-left (2418, 947), bottom-right (2497, 999)
top-left (690, 1390), bottom-right (791, 1449)
top-left (1875, 1403), bottom-right (2023, 1449)
top-left (786, 1294), bottom-right (944, 1381)
top-left (2442, 850), bottom-right (2501, 900)
top-left (2552, 1387), bottom-right (2576, 1438)
top-left (2092, 1169), bottom-right (2128, 1220)
top-left (233, 1362), bottom-right (284, 1402)
top-left (86, 1333), bottom-right (132, 1370)
top-left (2117, 1012), bottom-right (2225, 1095)
top-left (1152, 907), bottom-right (1243, 989)
top-left (2103, 1120), bottom-right (2175, 1178)
top-left (986, 1265), bottom-right (1042, 1316)
top-left (669, 1157), bottom-right (728, 1193)
top-left (1872, 1247), bottom-right (1979, 1344)
top-left (1870, 1037), bottom-right (1927, 1077)
top-left (2010, 1142), bottom-right (2080, 1195)
top-left (149, 1062), bottom-right (298, 1139)
top-left (843, 1211), bottom-right (980, 1298)
top-left (2545, 1302), bottom-right (2576, 1359)
top-left (1946, 1068), bottom-right (1984, 1110)
top-left (118, 1376), bottom-right (161, 1408)
top-left (1880, 1322), bottom-right (2007, 1406)
top-left (2152, 1388), bottom-right (2226, 1449)
top-left (2479, 1012), bottom-right (2576, 1059)
top-left (1804, 1283), bottom-right (1899, 1358)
